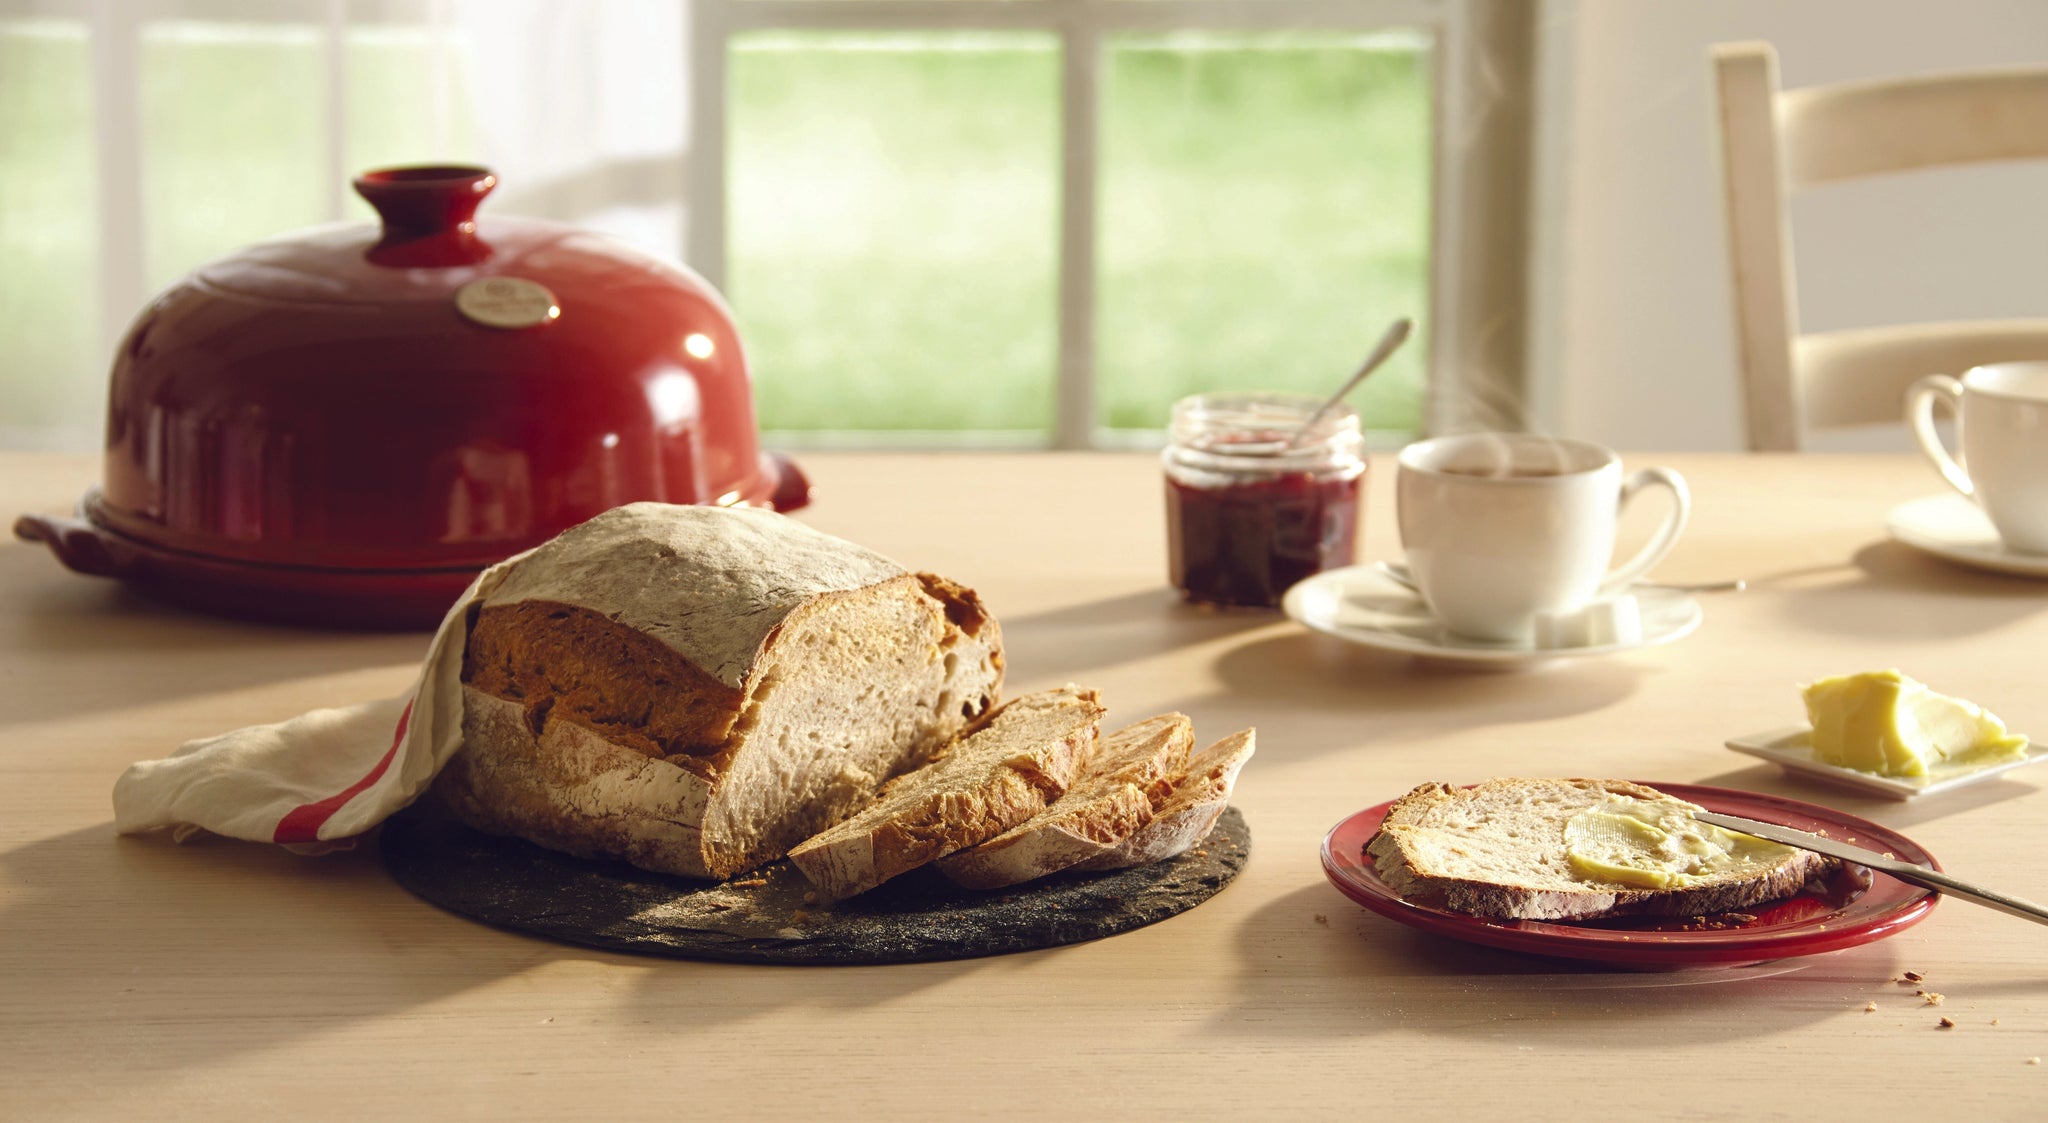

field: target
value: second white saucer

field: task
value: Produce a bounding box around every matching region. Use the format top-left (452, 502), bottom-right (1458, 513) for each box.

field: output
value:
top-left (1281, 565), bottom-right (1702, 665)
top-left (1886, 494), bottom-right (2048, 579)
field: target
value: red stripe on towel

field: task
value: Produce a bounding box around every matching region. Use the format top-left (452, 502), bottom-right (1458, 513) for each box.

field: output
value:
top-left (273, 698), bottom-right (414, 844)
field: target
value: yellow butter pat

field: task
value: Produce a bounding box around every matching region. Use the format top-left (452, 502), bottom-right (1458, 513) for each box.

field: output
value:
top-left (1563, 797), bottom-right (1795, 890)
top-left (1802, 670), bottom-right (2028, 779)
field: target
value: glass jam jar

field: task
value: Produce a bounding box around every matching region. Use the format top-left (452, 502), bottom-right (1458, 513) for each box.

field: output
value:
top-left (1164, 391), bottom-right (1366, 608)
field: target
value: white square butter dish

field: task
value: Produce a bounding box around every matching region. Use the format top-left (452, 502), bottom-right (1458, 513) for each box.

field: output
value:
top-left (1725, 726), bottom-right (2048, 800)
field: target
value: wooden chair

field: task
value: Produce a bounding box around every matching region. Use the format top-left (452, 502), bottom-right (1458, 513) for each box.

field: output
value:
top-left (1712, 42), bottom-right (2048, 450)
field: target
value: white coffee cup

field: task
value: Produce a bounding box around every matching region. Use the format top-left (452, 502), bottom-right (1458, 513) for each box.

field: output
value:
top-left (1395, 434), bottom-right (1691, 642)
top-left (1906, 361), bottom-right (2048, 554)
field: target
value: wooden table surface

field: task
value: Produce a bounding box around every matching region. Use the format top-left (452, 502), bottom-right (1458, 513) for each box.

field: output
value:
top-left (4, 450), bottom-right (2047, 1119)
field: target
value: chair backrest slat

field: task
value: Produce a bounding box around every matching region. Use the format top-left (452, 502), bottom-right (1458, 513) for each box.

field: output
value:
top-left (1783, 69), bottom-right (2048, 189)
top-left (1800, 320), bottom-right (2048, 429)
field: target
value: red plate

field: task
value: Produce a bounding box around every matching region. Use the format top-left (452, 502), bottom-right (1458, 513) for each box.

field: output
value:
top-left (1321, 782), bottom-right (1941, 968)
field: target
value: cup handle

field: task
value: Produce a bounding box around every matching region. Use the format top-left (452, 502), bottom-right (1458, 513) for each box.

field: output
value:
top-left (1905, 374), bottom-right (1972, 498)
top-left (1600, 467), bottom-right (1691, 592)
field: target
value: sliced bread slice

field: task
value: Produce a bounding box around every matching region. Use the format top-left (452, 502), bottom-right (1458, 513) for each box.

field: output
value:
top-left (787, 684), bottom-right (1105, 899)
top-left (935, 713), bottom-right (1195, 890)
top-left (1073, 728), bottom-right (1255, 872)
top-left (1366, 778), bottom-right (1837, 921)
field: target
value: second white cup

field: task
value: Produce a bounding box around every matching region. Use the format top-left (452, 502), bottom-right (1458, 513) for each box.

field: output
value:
top-left (1906, 361), bottom-right (2048, 555)
top-left (1395, 433), bottom-right (1692, 642)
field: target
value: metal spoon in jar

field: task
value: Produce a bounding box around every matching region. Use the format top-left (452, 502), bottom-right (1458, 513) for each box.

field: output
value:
top-left (1284, 317), bottom-right (1415, 450)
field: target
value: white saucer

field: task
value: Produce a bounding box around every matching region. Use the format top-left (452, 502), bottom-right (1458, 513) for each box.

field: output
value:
top-left (1726, 725), bottom-right (2048, 800)
top-left (1280, 565), bottom-right (1703, 665)
top-left (1886, 493), bottom-right (2048, 578)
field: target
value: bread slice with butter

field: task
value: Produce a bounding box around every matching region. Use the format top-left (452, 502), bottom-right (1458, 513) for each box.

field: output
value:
top-left (1367, 778), bottom-right (1837, 921)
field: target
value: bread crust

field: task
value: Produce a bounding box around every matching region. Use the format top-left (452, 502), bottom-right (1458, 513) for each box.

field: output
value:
top-left (438, 689), bottom-right (716, 876)
top-left (1074, 728), bottom-right (1255, 872)
top-left (787, 685), bottom-right (1105, 899)
top-left (462, 600), bottom-right (743, 770)
top-left (1366, 779), bottom-right (1838, 921)
top-left (935, 713), bottom-right (1194, 890)
top-left (480, 502), bottom-right (905, 688)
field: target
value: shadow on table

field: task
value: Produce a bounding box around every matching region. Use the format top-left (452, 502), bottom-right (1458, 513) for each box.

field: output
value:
top-left (1766, 540), bottom-right (2048, 641)
top-left (1133, 630), bottom-right (1654, 764)
top-left (1203, 883), bottom-right (1886, 1044)
top-left (1, 822), bottom-right (982, 1093)
top-left (0, 541), bottom-right (425, 729)
top-left (995, 588), bottom-right (1283, 680)
top-left (2, 823), bottom-right (526, 1086)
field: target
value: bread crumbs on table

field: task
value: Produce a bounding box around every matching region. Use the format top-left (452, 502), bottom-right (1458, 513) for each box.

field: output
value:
top-left (1314, 914), bottom-right (1329, 926)
top-left (1922, 991), bottom-right (1946, 1006)
top-left (1900, 971), bottom-right (1924, 983)
top-left (1863, 1002), bottom-right (1878, 1013)
top-left (2027, 1057), bottom-right (2039, 1065)
top-left (1938, 1017), bottom-right (1957, 1029)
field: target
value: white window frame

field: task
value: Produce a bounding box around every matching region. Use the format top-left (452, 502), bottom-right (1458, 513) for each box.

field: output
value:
top-left (686, 0), bottom-right (1537, 449)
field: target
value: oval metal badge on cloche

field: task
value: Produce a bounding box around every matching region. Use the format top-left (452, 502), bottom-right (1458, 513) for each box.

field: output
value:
top-left (456, 276), bottom-right (561, 329)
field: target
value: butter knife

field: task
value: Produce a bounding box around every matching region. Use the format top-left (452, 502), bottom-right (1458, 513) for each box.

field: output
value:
top-left (1693, 810), bottom-right (2048, 927)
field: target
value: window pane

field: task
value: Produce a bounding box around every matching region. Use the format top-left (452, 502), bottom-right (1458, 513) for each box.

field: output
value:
top-left (0, 19), bottom-right (98, 448)
top-left (345, 26), bottom-right (479, 188)
top-left (1099, 31), bottom-right (1432, 437)
top-left (729, 31), bottom-right (1059, 436)
top-left (141, 22), bottom-right (329, 290)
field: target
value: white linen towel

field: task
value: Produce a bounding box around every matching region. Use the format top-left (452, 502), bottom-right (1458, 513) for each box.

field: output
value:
top-left (110, 554), bottom-right (528, 852)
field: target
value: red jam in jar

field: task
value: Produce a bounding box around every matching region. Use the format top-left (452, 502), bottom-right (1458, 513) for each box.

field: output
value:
top-left (1164, 392), bottom-right (1365, 608)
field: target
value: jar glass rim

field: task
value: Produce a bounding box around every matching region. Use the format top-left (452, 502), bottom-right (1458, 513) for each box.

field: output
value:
top-left (1171, 393), bottom-right (1359, 475)
top-left (1170, 391), bottom-right (1361, 455)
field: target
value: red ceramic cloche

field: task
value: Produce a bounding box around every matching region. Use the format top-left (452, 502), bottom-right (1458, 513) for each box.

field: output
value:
top-left (14, 165), bottom-right (808, 629)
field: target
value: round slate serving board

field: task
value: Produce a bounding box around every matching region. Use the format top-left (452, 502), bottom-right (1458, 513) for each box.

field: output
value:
top-left (381, 803), bottom-right (1251, 965)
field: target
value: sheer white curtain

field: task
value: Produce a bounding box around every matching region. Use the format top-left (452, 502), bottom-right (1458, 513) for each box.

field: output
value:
top-left (0, 0), bottom-right (692, 451)
top-left (454, 0), bottom-right (688, 249)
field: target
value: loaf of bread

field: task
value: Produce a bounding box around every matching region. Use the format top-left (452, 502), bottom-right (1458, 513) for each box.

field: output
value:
top-left (935, 713), bottom-right (1195, 890)
top-left (436, 502), bottom-right (1005, 880)
top-left (1366, 778), bottom-right (1835, 921)
top-left (788, 684), bottom-right (1105, 899)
